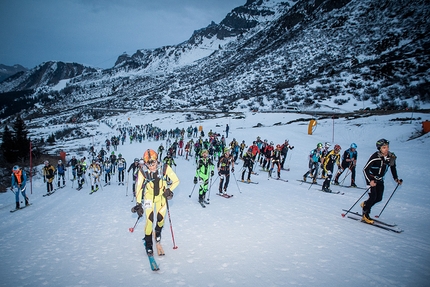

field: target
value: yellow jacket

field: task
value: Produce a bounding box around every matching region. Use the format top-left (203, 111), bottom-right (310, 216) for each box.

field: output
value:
top-left (135, 164), bottom-right (179, 204)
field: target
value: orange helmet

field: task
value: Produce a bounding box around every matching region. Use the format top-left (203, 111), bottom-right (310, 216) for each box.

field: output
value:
top-left (143, 149), bottom-right (158, 163)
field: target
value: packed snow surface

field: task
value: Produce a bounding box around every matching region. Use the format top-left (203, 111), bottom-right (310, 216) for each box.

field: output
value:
top-left (1, 111), bottom-right (429, 286)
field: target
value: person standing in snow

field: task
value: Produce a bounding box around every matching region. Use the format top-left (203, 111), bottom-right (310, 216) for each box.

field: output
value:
top-left (269, 145), bottom-right (282, 179)
top-left (158, 143), bottom-right (164, 161)
top-left (303, 143), bottom-right (323, 183)
top-left (280, 139), bottom-right (294, 170)
top-left (321, 144), bottom-right (341, 192)
top-left (117, 154), bottom-right (126, 185)
top-left (334, 143), bottom-right (358, 187)
top-left (75, 160), bottom-right (86, 190)
top-left (42, 160), bottom-right (56, 194)
top-left (194, 149), bottom-right (215, 204)
top-left (320, 142), bottom-right (331, 178)
top-left (132, 149), bottom-right (180, 255)
top-left (56, 160), bottom-right (66, 188)
top-left (103, 158), bottom-right (112, 185)
top-left (361, 139), bottom-right (402, 224)
top-left (127, 158), bottom-right (140, 197)
top-left (241, 148), bottom-right (254, 182)
top-left (217, 147), bottom-right (235, 194)
top-left (88, 159), bottom-right (101, 193)
top-left (68, 155), bottom-right (78, 181)
top-left (11, 165), bottom-right (29, 210)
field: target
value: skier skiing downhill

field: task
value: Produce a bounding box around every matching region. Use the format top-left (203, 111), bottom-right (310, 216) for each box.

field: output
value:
top-left (217, 147), bottom-right (235, 195)
top-left (11, 165), bottom-right (29, 210)
top-left (194, 149), bottom-right (215, 204)
top-left (132, 149), bottom-right (180, 255)
top-left (361, 139), bottom-right (403, 224)
top-left (334, 143), bottom-right (358, 187)
top-left (303, 143), bottom-right (323, 183)
top-left (321, 144), bottom-right (342, 192)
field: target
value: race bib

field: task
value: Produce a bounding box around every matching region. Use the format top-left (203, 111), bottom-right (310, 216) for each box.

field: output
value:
top-left (143, 200), bottom-right (152, 210)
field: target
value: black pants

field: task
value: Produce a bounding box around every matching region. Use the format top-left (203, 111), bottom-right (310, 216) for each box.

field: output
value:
top-left (363, 181), bottom-right (384, 214)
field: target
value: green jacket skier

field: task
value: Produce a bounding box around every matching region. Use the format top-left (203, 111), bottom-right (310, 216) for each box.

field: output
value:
top-left (194, 149), bottom-right (214, 203)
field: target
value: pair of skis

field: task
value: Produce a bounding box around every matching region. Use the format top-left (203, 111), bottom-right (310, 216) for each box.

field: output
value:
top-left (143, 240), bottom-right (166, 271)
top-left (342, 210), bottom-right (403, 233)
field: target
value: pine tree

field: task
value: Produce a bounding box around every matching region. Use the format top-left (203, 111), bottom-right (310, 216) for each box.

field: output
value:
top-left (1, 125), bottom-right (15, 162)
top-left (12, 115), bottom-right (30, 161)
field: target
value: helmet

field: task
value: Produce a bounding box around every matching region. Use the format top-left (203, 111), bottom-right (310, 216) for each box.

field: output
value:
top-left (143, 149), bottom-right (158, 163)
top-left (317, 143), bottom-right (323, 148)
top-left (111, 151), bottom-right (115, 155)
top-left (285, 139), bottom-right (289, 142)
top-left (118, 154), bottom-right (122, 157)
top-left (334, 144), bottom-right (341, 151)
top-left (376, 139), bottom-right (389, 150)
top-left (139, 159), bottom-right (144, 165)
top-left (276, 144), bottom-right (281, 150)
top-left (134, 158), bottom-right (139, 162)
top-left (44, 160), bottom-right (49, 165)
top-left (224, 147), bottom-right (230, 153)
top-left (270, 141), bottom-right (274, 145)
top-left (325, 142), bottom-right (331, 148)
top-left (201, 149), bottom-right (209, 156)
top-left (350, 143), bottom-right (357, 149)
top-left (72, 155), bottom-right (76, 159)
top-left (12, 165), bottom-right (20, 173)
top-left (58, 160), bottom-right (62, 164)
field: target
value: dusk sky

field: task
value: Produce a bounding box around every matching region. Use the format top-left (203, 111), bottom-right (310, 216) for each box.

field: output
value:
top-left (0, 0), bottom-right (245, 69)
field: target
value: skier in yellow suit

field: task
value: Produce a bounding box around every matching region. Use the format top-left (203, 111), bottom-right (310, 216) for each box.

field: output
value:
top-left (133, 149), bottom-right (180, 255)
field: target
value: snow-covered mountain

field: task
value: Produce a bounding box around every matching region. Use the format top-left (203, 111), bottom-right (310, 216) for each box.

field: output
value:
top-left (0, 64), bottom-right (28, 82)
top-left (0, 0), bottom-right (429, 121)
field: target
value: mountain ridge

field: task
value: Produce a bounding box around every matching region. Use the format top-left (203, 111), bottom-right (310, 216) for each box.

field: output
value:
top-left (0, 0), bottom-right (429, 121)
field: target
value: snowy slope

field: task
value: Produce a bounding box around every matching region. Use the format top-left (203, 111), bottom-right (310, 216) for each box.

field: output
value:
top-left (1, 111), bottom-right (429, 286)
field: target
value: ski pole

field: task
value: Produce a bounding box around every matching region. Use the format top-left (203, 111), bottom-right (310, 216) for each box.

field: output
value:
top-left (232, 171), bottom-right (241, 193)
top-left (341, 186), bottom-right (371, 217)
top-left (207, 175), bottom-right (213, 202)
top-left (166, 200), bottom-right (178, 249)
top-left (375, 180), bottom-right (402, 218)
top-left (340, 169), bottom-right (351, 185)
top-left (129, 215), bottom-right (141, 233)
top-left (188, 183), bottom-right (197, 198)
top-left (126, 172), bottom-right (129, 196)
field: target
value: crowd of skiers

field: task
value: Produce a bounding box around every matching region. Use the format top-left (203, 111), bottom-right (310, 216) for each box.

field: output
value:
top-left (10, 121), bottom-right (402, 244)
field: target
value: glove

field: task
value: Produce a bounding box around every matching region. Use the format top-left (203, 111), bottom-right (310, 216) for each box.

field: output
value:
top-left (395, 178), bottom-right (403, 185)
top-left (174, 164), bottom-right (177, 166)
top-left (131, 203), bottom-right (144, 217)
top-left (163, 188), bottom-right (173, 200)
top-left (218, 171), bottom-right (222, 176)
top-left (231, 168), bottom-right (235, 173)
top-left (211, 170), bottom-right (214, 177)
top-left (194, 177), bottom-right (198, 184)
top-left (291, 146), bottom-right (294, 149)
